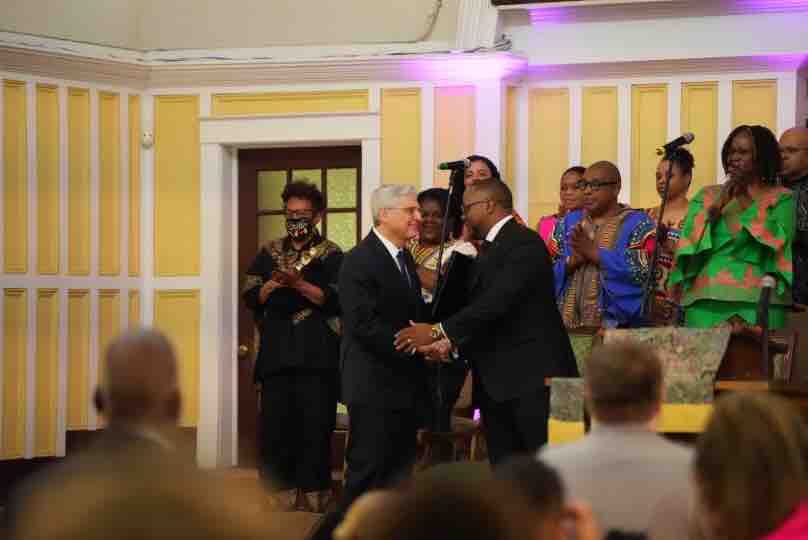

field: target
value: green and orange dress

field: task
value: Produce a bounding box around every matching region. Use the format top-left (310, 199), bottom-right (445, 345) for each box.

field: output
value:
top-left (669, 184), bottom-right (795, 329)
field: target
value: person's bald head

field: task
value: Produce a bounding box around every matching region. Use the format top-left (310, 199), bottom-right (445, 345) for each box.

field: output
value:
top-left (95, 328), bottom-right (180, 427)
top-left (582, 161), bottom-right (622, 217)
top-left (779, 127), bottom-right (808, 182)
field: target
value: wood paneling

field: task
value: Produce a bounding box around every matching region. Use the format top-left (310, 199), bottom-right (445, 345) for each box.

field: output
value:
top-left (434, 86), bottom-right (475, 187)
top-left (36, 84), bottom-right (60, 275)
top-left (631, 84), bottom-right (668, 209)
top-left (67, 88), bottom-right (91, 276)
top-left (528, 88), bottom-right (570, 224)
top-left (3, 81), bottom-right (28, 273)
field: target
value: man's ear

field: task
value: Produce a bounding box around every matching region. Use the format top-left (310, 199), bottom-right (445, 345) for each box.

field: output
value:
top-left (93, 387), bottom-right (105, 414)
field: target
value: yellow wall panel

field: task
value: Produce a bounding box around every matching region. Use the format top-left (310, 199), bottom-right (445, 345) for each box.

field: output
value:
top-left (528, 88), bottom-right (570, 225)
top-left (129, 289), bottom-right (140, 328)
top-left (211, 90), bottom-right (369, 116)
top-left (34, 289), bottom-right (59, 456)
top-left (380, 88), bottom-right (421, 186)
top-left (99, 91), bottom-right (121, 276)
top-left (67, 289), bottom-right (90, 430)
top-left (2, 289), bottom-right (27, 458)
top-left (68, 88), bottom-right (91, 276)
top-left (3, 81), bottom-right (28, 273)
top-left (682, 82), bottom-right (719, 191)
top-left (154, 95), bottom-right (200, 276)
top-left (503, 86), bottom-right (517, 191)
top-left (434, 86), bottom-right (475, 187)
top-left (129, 95), bottom-right (141, 277)
top-left (631, 84), bottom-right (668, 209)
top-left (154, 290), bottom-right (200, 427)
top-left (36, 84), bottom-right (60, 275)
top-left (581, 86), bottom-right (618, 167)
top-left (732, 79), bottom-right (778, 132)
top-left (97, 289), bottom-right (121, 383)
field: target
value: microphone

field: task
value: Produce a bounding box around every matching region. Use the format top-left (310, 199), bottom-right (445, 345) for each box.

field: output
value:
top-left (708, 174), bottom-right (736, 225)
top-left (438, 159), bottom-right (470, 170)
top-left (757, 274), bottom-right (777, 328)
top-left (656, 133), bottom-right (695, 156)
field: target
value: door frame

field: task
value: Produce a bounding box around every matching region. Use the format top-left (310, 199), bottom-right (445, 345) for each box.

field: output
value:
top-left (196, 111), bottom-right (381, 467)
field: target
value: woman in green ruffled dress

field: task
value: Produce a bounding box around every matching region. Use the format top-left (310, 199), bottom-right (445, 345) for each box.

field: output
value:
top-left (670, 125), bottom-right (795, 329)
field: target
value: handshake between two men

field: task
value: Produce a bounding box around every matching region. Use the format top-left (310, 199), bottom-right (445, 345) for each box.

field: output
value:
top-left (394, 322), bottom-right (453, 364)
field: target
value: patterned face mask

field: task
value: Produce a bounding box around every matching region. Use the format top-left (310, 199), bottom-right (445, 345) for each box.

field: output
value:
top-left (286, 217), bottom-right (314, 240)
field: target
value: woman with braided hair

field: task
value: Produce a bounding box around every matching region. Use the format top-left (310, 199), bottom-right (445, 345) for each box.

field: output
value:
top-left (670, 125), bottom-right (795, 329)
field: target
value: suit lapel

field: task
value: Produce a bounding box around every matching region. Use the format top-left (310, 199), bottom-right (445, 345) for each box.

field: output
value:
top-left (367, 232), bottom-right (418, 301)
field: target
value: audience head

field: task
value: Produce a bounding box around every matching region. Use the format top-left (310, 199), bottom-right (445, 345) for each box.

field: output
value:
top-left (462, 179), bottom-right (514, 241)
top-left (282, 180), bottom-right (324, 243)
top-left (465, 154), bottom-right (502, 187)
top-left (371, 184), bottom-right (421, 246)
top-left (496, 455), bottom-right (566, 540)
top-left (334, 490), bottom-right (403, 540)
top-left (656, 148), bottom-right (694, 202)
top-left (581, 161), bottom-right (622, 218)
top-left (560, 166), bottom-right (586, 214)
top-left (94, 328), bottom-right (180, 428)
top-left (694, 393), bottom-right (808, 540)
top-left (416, 188), bottom-right (450, 245)
top-left (779, 126), bottom-right (808, 182)
top-left (584, 342), bottom-right (663, 425)
top-left (721, 125), bottom-right (782, 184)
top-left (363, 476), bottom-right (533, 540)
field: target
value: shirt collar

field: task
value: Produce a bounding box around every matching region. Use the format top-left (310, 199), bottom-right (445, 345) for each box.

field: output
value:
top-left (486, 215), bottom-right (514, 243)
top-left (373, 228), bottom-right (404, 262)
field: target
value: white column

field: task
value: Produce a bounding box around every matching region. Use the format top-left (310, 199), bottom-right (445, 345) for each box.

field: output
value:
top-left (474, 81), bottom-right (504, 169)
top-left (361, 138), bottom-right (382, 235)
top-left (617, 83), bottom-right (631, 204)
top-left (569, 84), bottom-right (583, 167)
top-left (778, 74), bottom-right (798, 136)
top-left (140, 93), bottom-right (155, 323)
top-left (668, 79), bottom-right (683, 141)
top-left (420, 83), bottom-right (436, 188)
top-left (25, 81), bottom-right (37, 458)
top-left (717, 80), bottom-right (732, 183)
top-left (514, 85), bottom-right (529, 220)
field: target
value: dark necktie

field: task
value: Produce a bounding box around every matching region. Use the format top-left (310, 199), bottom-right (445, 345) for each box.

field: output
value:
top-left (396, 250), bottom-right (412, 288)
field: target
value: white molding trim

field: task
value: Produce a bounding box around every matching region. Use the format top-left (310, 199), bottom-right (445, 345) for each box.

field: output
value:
top-left (617, 83), bottom-right (631, 204)
top-left (514, 85), bottom-right (529, 220)
top-left (196, 109), bottom-right (382, 467)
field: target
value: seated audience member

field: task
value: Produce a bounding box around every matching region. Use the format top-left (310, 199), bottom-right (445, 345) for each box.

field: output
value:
top-left (671, 125), bottom-right (795, 330)
top-left (550, 161), bottom-right (656, 328)
top-left (9, 328), bottom-right (186, 534)
top-left (13, 456), bottom-right (266, 540)
top-left (539, 342), bottom-right (692, 540)
top-left (538, 166), bottom-right (586, 246)
top-left (644, 148), bottom-right (694, 326)
top-left (333, 491), bottom-right (402, 540)
top-left (361, 474), bottom-right (600, 540)
top-left (694, 393), bottom-right (808, 540)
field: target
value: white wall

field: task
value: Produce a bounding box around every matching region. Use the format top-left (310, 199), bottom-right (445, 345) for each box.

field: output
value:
top-left (506, 11), bottom-right (808, 65)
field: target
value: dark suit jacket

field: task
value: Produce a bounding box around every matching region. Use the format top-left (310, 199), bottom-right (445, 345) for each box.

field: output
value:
top-left (339, 231), bottom-right (429, 410)
top-left (443, 218), bottom-right (577, 402)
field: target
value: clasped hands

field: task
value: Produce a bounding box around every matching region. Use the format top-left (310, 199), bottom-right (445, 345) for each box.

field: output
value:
top-left (258, 269), bottom-right (303, 303)
top-left (568, 222), bottom-right (599, 269)
top-left (394, 322), bottom-right (452, 363)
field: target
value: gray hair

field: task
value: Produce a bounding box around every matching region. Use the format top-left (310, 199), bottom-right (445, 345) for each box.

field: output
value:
top-left (371, 184), bottom-right (417, 226)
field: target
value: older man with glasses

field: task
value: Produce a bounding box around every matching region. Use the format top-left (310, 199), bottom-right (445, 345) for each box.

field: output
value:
top-left (548, 161), bottom-right (656, 329)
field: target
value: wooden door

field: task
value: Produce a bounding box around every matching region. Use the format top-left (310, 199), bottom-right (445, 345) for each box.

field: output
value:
top-left (237, 146), bottom-right (362, 467)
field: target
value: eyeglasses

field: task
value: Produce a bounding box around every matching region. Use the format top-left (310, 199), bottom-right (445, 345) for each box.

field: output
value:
top-left (577, 180), bottom-right (619, 192)
top-left (461, 199), bottom-right (489, 216)
top-left (781, 146), bottom-right (808, 155)
top-left (388, 206), bottom-right (421, 217)
top-left (285, 209), bottom-right (315, 219)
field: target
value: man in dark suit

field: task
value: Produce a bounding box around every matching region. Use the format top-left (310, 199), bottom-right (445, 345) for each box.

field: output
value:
top-left (310, 184), bottom-right (428, 540)
top-left (396, 179), bottom-right (577, 465)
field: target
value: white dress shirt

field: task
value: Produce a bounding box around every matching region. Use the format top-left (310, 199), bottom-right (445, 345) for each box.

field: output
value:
top-left (486, 214), bottom-right (514, 243)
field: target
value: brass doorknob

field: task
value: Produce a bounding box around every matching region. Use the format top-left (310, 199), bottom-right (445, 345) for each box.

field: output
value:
top-left (238, 345), bottom-right (249, 358)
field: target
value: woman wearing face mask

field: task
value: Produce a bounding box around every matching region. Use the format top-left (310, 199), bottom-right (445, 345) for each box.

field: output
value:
top-left (643, 148), bottom-right (694, 325)
top-left (537, 166), bottom-right (585, 246)
top-left (242, 180), bottom-right (343, 513)
top-left (670, 125), bottom-right (795, 330)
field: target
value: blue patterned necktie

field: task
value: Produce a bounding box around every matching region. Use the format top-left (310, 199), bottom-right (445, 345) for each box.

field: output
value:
top-left (396, 250), bottom-right (412, 288)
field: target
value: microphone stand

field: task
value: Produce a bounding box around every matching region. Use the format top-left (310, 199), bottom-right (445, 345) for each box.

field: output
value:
top-left (429, 167), bottom-right (463, 433)
top-left (640, 149), bottom-right (675, 325)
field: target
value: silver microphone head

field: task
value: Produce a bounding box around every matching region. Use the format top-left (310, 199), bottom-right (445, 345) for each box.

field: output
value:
top-left (683, 132), bottom-right (695, 144)
top-left (761, 275), bottom-right (776, 289)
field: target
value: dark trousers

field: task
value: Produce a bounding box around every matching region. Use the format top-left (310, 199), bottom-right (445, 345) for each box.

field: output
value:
top-left (476, 381), bottom-right (550, 466)
top-left (309, 404), bottom-right (418, 540)
top-left (260, 369), bottom-right (337, 492)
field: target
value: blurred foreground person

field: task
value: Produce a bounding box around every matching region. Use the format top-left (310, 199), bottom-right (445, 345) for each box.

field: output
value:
top-left (694, 393), bottom-right (808, 540)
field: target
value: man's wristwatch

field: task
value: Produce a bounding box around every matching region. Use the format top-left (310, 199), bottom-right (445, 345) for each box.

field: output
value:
top-left (430, 324), bottom-right (445, 342)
